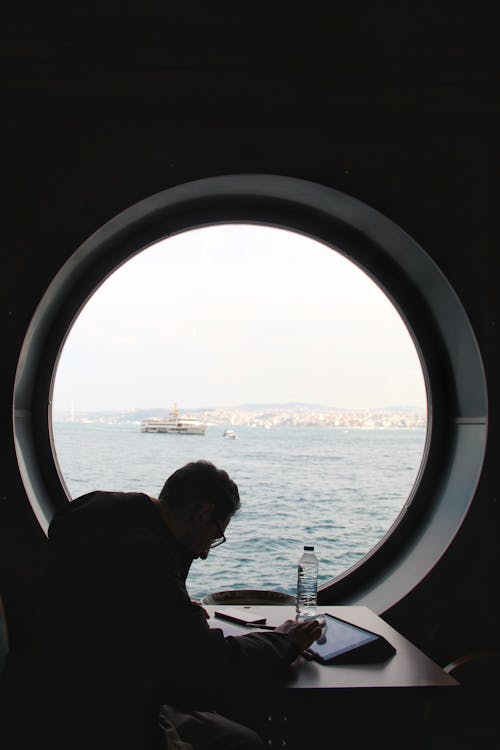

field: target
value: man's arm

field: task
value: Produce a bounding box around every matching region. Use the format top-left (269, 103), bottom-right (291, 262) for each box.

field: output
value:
top-left (123, 542), bottom-right (303, 692)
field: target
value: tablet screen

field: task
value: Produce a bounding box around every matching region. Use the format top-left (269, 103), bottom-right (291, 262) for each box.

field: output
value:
top-left (308, 613), bottom-right (378, 661)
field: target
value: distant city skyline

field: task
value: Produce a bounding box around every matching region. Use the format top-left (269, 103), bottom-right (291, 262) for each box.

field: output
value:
top-left (52, 224), bottom-right (427, 413)
top-left (54, 403), bottom-right (426, 431)
top-left (54, 401), bottom-right (427, 417)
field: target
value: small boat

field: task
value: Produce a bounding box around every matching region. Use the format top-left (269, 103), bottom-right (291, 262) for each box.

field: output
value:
top-left (223, 429), bottom-right (237, 439)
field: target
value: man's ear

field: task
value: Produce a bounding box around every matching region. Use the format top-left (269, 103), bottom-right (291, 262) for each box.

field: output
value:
top-left (191, 502), bottom-right (215, 527)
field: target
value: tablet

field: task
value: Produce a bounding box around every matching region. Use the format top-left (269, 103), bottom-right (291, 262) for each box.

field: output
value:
top-left (306, 613), bottom-right (396, 664)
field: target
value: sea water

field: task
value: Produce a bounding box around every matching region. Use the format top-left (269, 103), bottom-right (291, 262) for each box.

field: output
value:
top-left (52, 422), bottom-right (426, 600)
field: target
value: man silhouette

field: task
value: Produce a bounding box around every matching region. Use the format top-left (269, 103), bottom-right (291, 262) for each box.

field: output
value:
top-left (2, 460), bottom-right (321, 749)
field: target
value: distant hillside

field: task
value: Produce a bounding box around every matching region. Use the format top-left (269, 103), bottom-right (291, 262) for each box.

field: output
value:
top-left (53, 402), bottom-right (426, 423)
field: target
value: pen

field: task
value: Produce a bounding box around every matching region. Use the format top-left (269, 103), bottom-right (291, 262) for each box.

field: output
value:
top-left (238, 622), bottom-right (276, 630)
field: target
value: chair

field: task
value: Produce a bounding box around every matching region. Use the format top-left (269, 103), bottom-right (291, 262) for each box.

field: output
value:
top-left (0, 594), bottom-right (8, 675)
top-left (424, 651), bottom-right (500, 749)
top-left (443, 650), bottom-right (500, 688)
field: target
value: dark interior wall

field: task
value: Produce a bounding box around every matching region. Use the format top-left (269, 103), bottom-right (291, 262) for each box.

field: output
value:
top-left (1, 5), bottom-right (498, 664)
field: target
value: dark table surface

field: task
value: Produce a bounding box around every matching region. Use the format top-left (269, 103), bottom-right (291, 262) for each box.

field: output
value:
top-left (206, 604), bottom-right (459, 692)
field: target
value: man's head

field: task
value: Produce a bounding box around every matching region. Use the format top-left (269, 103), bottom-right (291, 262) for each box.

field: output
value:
top-left (157, 460), bottom-right (240, 559)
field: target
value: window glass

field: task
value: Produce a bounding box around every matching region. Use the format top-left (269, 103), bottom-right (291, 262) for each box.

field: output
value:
top-left (52, 224), bottom-right (426, 599)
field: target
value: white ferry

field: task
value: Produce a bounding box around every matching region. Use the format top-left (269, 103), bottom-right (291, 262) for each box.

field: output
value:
top-left (141, 406), bottom-right (206, 435)
top-left (223, 429), bottom-right (237, 439)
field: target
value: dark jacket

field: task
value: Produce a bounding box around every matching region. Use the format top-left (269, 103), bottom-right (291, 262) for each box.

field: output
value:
top-left (2, 491), bottom-right (299, 748)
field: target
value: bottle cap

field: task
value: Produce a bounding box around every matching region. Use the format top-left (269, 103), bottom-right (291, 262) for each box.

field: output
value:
top-left (304, 545), bottom-right (314, 551)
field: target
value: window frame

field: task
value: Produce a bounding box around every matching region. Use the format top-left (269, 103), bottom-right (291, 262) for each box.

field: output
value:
top-left (13, 174), bottom-right (487, 614)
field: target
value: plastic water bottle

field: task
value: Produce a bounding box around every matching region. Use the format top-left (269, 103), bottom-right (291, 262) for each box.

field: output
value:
top-left (296, 545), bottom-right (318, 620)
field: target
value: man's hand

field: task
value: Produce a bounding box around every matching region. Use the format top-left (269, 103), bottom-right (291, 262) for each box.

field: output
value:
top-left (275, 618), bottom-right (323, 651)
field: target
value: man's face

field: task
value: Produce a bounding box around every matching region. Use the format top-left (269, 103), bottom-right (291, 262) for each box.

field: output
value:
top-left (193, 513), bottom-right (230, 560)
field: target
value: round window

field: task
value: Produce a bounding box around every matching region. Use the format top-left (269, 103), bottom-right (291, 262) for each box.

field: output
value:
top-left (13, 175), bottom-right (487, 613)
top-left (50, 224), bottom-right (427, 600)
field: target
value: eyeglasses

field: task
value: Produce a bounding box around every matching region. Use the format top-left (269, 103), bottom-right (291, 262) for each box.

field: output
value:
top-left (210, 520), bottom-right (226, 549)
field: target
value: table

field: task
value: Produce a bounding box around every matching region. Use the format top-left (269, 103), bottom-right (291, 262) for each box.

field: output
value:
top-left (206, 605), bottom-right (459, 748)
top-left (207, 604), bottom-right (458, 692)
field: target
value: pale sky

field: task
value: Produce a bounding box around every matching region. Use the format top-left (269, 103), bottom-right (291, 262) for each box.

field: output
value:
top-left (52, 224), bottom-right (427, 414)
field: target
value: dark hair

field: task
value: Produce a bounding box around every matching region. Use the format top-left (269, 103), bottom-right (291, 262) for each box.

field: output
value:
top-left (159, 460), bottom-right (240, 520)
